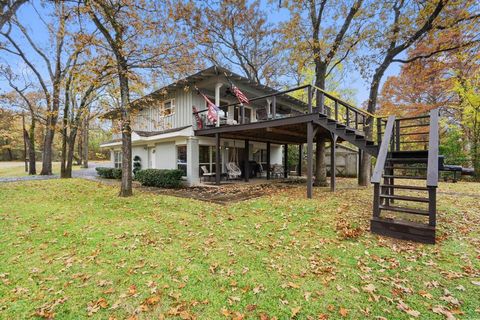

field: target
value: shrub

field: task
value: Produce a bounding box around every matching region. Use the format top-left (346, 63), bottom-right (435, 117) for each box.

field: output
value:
top-left (133, 156), bottom-right (142, 176)
top-left (96, 167), bottom-right (122, 179)
top-left (135, 169), bottom-right (183, 188)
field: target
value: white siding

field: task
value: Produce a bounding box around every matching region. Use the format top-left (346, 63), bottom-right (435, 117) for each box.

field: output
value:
top-left (131, 90), bottom-right (193, 132)
top-left (155, 142), bottom-right (176, 169)
top-left (132, 146), bottom-right (149, 169)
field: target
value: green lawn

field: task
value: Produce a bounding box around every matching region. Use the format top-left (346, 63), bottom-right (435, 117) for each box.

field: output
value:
top-left (0, 162), bottom-right (81, 178)
top-left (0, 179), bottom-right (479, 319)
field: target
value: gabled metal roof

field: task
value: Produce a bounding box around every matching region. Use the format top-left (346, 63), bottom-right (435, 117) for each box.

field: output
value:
top-left (102, 66), bottom-right (307, 119)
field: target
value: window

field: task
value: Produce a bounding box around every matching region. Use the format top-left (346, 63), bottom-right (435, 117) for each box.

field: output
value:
top-left (199, 146), bottom-right (218, 174)
top-left (177, 145), bottom-right (187, 176)
top-left (114, 151), bottom-right (122, 169)
top-left (163, 99), bottom-right (175, 117)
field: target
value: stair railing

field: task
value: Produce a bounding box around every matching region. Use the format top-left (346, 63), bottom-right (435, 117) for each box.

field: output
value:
top-left (426, 109), bottom-right (439, 226)
top-left (371, 115), bottom-right (396, 217)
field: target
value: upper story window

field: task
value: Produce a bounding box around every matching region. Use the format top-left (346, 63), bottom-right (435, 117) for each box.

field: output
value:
top-left (163, 99), bottom-right (175, 117)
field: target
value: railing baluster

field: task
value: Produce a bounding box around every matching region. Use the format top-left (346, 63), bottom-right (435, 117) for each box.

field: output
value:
top-left (355, 112), bottom-right (359, 130)
top-left (307, 86), bottom-right (312, 113)
top-left (376, 118), bottom-right (382, 145)
top-left (395, 119), bottom-right (401, 151)
top-left (346, 107), bottom-right (350, 127)
top-left (334, 100), bottom-right (338, 121)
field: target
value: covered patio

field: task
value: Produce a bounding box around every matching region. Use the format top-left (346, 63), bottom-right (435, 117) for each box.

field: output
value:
top-left (195, 113), bottom-right (355, 198)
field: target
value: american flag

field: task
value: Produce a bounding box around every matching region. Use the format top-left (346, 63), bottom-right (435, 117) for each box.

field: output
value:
top-left (199, 92), bottom-right (219, 123)
top-left (232, 85), bottom-right (249, 104)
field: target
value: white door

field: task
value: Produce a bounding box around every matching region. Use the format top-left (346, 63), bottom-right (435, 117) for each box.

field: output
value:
top-left (149, 147), bottom-right (155, 168)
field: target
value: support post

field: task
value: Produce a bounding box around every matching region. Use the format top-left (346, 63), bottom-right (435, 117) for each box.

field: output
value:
top-left (266, 142), bottom-right (271, 180)
top-left (244, 139), bottom-right (249, 182)
top-left (241, 104), bottom-right (245, 124)
top-left (283, 144), bottom-right (288, 178)
top-left (186, 137), bottom-right (200, 186)
top-left (428, 187), bottom-right (436, 226)
top-left (297, 144), bottom-right (302, 176)
top-left (215, 133), bottom-right (221, 185)
top-left (330, 134), bottom-right (337, 192)
top-left (358, 149), bottom-right (363, 186)
top-left (215, 83), bottom-right (223, 127)
top-left (307, 122), bottom-right (313, 198)
top-left (272, 96), bottom-right (276, 119)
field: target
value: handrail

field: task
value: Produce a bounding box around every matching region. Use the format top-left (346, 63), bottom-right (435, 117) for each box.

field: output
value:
top-left (192, 84), bottom-right (311, 114)
top-left (371, 115), bottom-right (396, 183)
top-left (311, 85), bottom-right (378, 119)
top-left (193, 84), bottom-right (380, 119)
top-left (427, 109), bottom-right (439, 187)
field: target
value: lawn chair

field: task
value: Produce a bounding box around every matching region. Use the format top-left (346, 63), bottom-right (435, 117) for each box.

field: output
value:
top-left (226, 162), bottom-right (242, 180)
top-left (272, 164), bottom-right (283, 179)
top-left (201, 166), bottom-right (215, 182)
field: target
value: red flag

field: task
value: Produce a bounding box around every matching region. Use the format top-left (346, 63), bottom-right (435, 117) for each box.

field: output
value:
top-left (232, 85), bottom-right (249, 105)
top-left (198, 91), bottom-right (219, 123)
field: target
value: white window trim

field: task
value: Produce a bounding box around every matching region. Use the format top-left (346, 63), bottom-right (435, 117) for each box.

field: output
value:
top-left (162, 98), bottom-right (175, 117)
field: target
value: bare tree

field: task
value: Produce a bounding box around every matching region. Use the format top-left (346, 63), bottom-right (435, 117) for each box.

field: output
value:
top-left (181, 0), bottom-right (284, 85)
top-left (0, 0), bottom-right (26, 30)
top-left (84, 0), bottom-right (196, 196)
top-left (281, 0), bottom-right (367, 186)
top-left (358, 0), bottom-right (480, 185)
top-left (0, 1), bottom-right (81, 175)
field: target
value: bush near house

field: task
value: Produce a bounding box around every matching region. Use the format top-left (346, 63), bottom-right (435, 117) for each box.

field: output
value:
top-left (135, 169), bottom-right (183, 188)
top-left (95, 167), bottom-right (122, 179)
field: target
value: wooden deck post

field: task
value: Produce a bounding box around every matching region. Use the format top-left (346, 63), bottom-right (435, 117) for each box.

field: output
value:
top-left (357, 149), bottom-right (363, 186)
top-left (266, 142), bottom-right (271, 180)
top-left (244, 139), bottom-right (249, 182)
top-left (215, 133), bottom-right (221, 185)
top-left (284, 144), bottom-right (288, 178)
top-left (297, 144), bottom-right (302, 176)
top-left (330, 134), bottom-right (337, 192)
top-left (307, 122), bottom-right (313, 198)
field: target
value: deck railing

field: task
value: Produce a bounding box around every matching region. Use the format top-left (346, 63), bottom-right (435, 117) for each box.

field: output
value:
top-left (192, 84), bottom-right (377, 135)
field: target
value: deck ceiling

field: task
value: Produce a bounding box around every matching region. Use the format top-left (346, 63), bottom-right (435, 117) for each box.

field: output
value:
top-left (195, 114), bottom-right (342, 145)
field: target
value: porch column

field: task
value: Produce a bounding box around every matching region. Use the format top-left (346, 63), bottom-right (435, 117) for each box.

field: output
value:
top-left (186, 137), bottom-right (200, 186)
top-left (266, 142), bottom-right (271, 180)
top-left (284, 144), bottom-right (288, 178)
top-left (330, 134), bottom-right (337, 192)
top-left (215, 83), bottom-right (223, 127)
top-left (215, 133), bottom-right (221, 185)
top-left (297, 144), bottom-right (302, 176)
top-left (244, 139), bottom-right (250, 182)
top-left (307, 122), bottom-right (313, 198)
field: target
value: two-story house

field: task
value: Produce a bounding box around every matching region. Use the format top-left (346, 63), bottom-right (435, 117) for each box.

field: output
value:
top-left (101, 66), bottom-right (300, 185)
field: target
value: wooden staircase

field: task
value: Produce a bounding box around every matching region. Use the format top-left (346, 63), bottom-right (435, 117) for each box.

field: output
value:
top-left (370, 111), bottom-right (440, 244)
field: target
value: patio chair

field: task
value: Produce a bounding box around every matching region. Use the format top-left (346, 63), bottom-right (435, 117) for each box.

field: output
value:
top-left (226, 162), bottom-right (242, 180)
top-left (272, 164), bottom-right (283, 179)
top-left (201, 166), bottom-right (215, 182)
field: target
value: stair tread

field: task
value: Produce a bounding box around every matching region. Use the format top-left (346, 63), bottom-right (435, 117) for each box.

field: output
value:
top-left (383, 175), bottom-right (426, 179)
top-left (385, 166), bottom-right (427, 170)
top-left (380, 194), bottom-right (429, 203)
top-left (387, 158), bottom-right (428, 163)
top-left (379, 205), bottom-right (429, 216)
top-left (381, 184), bottom-right (429, 191)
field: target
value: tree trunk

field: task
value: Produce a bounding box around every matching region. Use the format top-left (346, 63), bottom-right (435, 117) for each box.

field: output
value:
top-left (40, 82), bottom-right (61, 175)
top-left (77, 126), bottom-right (83, 166)
top-left (40, 128), bottom-right (54, 175)
top-left (28, 116), bottom-right (36, 175)
top-left (60, 101), bottom-right (69, 178)
top-left (314, 61), bottom-right (328, 187)
top-left (66, 131), bottom-right (77, 178)
top-left (314, 136), bottom-right (327, 186)
top-left (359, 61), bottom-right (390, 186)
top-left (82, 116), bottom-right (89, 168)
top-left (118, 62), bottom-right (133, 197)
